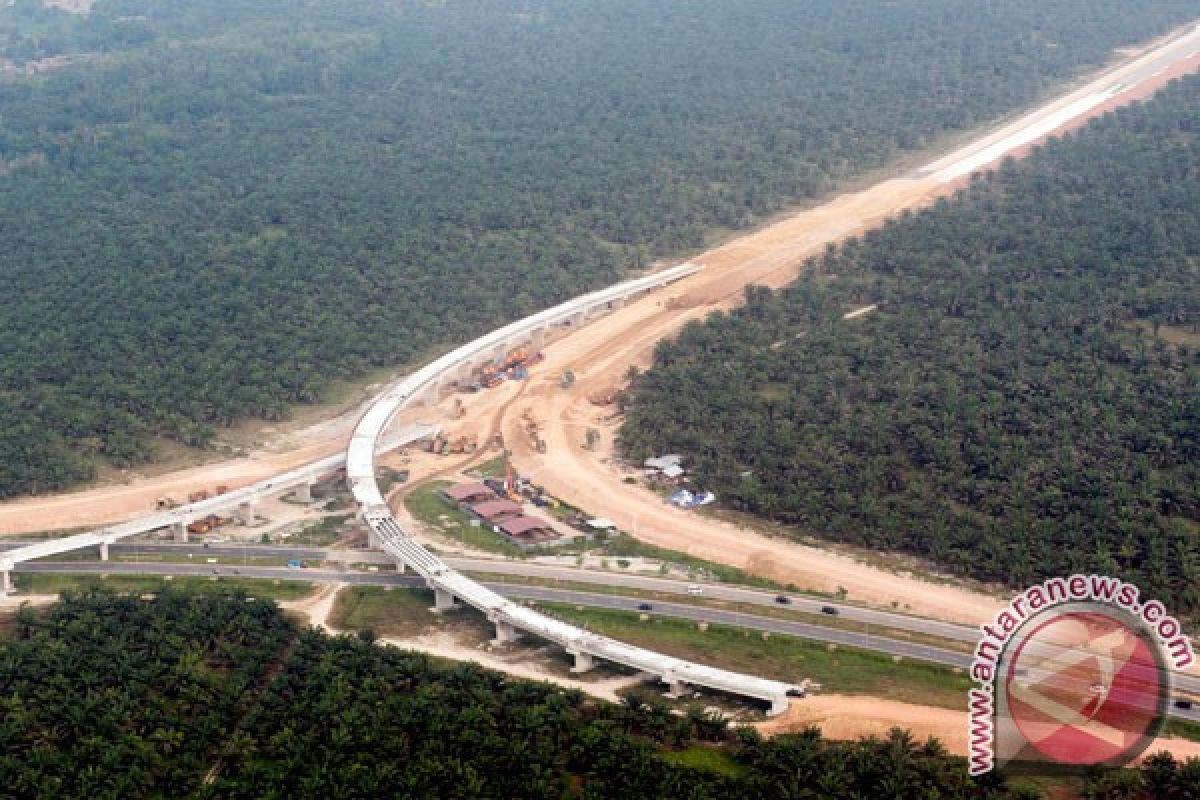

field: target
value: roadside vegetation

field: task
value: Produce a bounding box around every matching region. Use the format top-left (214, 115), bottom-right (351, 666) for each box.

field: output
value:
top-left (11, 572), bottom-right (313, 600)
top-left (622, 74), bottom-right (1200, 616)
top-left (3, 589), bottom-right (1194, 797)
top-left (2, 0), bottom-right (1197, 496)
top-left (539, 602), bottom-right (970, 710)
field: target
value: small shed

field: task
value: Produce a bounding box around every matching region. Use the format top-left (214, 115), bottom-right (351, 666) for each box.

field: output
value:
top-left (498, 515), bottom-right (557, 544)
top-left (443, 482), bottom-right (495, 504)
top-left (470, 499), bottom-right (523, 521)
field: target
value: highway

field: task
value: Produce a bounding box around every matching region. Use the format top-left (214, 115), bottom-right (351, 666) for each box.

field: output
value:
top-left (1, 17), bottom-right (1197, 728)
top-left (13, 559), bottom-right (1199, 723)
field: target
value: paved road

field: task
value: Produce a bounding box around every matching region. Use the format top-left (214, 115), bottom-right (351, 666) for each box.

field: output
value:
top-left (14, 559), bottom-right (1198, 722)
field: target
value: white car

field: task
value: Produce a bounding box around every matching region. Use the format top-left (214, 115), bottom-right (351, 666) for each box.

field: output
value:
top-left (686, 584), bottom-right (703, 596)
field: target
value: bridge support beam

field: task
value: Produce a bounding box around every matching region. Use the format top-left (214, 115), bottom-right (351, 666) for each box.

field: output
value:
top-left (530, 326), bottom-right (546, 350)
top-left (665, 679), bottom-right (688, 699)
top-left (1, 570), bottom-right (11, 594)
top-left (568, 650), bottom-right (595, 674)
top-left (238, 501), bottom-right (257, 526)
top-left (171, 522), bottom-right (188, 543)
top-left (768, 695), bottom-right (790, 717)
top-left (367, 526), bottom-right (380, 550)
top-left (433, 588), bottom-right (457, 612)
top-left (491, 619), bottom-right (518, 645)
top-left (294, 480), bottom-right (313, 504)
top-left (99, 541), bottom-right (110, 561)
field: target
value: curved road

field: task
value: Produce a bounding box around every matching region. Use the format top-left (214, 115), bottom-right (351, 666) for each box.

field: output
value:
top-left (13, 559), bottom-right (1199, 723)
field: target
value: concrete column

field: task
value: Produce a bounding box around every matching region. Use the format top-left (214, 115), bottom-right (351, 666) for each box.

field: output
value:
top-left (491, 619), bottom-right (519, 645)
top-left (367, 527), bottom-right (381, 550)
top-left (530, 326), bottom-right (546, 350)
top-left (424, 379), bottom-right (442, 408)
top-left (238, 501), bottom-right (256, 526)
top-left (433, 588), bottom-right (457, 612)
top-left (99, 541), bottom-right (110, 561)
top-left (768, 695), bottom-right (790, 717)
top-left (171, 521), bottom-right (188, 543)
top-left (294, 480), bottom-right (313, 504)
top-left (666, 679), bottom-right (688, 698)
top-left (1, 570), bottom-right (12, 594)
top-left (568, 650), bottom-right (595, 673)
top-left (611, 297), bottom-right (626, 310)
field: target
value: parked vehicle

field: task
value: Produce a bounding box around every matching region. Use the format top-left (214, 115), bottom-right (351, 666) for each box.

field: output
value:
top-left (1175, 698), bottom-right (1194, 710)
top-left (820, 605), bottom-right (839, 616)
top-left (637, 603), bottom-right (653, 611)
top-left (775, 595), bottom-right (791, 604)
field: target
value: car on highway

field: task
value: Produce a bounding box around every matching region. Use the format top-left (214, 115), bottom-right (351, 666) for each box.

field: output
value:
top-left (1176, 698), bottom-right (1194, 710)
top-left (786, 687), bottom-right (805, 698)
top-left (637, 603), bottom-right (653, 611)
top-left (775, 595), bottom-right (791, 605)
top-left (820, 605), bottom-right (839, 616)
top-left (686, 584), bottom-right (703, 596)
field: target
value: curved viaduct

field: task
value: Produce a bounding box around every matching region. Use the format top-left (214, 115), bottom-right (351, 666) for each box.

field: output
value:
top-left (346, 263), bottom-right (800, 715)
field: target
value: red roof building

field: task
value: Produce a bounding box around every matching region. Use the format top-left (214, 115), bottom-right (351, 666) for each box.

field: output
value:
top-left (498, 515), bottom-right (557, 544)
top-left (443, 482), bottom-right (495, 503)
top-left (470, 499), bottom-right (523, 520)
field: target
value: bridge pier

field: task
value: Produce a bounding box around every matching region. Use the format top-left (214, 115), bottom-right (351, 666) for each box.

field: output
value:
top-left (1, 570), bottom-right (11, 594)
top-left (491, 619), bottom-right (519, 645)
top-left (294, 479), bottom-right (314, 504)
top-left (99, 541), bottom-right (110, 561)
top-left (530, 326), bottom-right (546, 350)
top-left (665, 679), bottom-right (688, 699)
top-left (568, 650), bottom-right (595, 673)
top-left (432, 588), bottom-right (457, 612)
top-left (171, 522), bottom-right (188, 543)
top-left (768, 695), bottom-right (790, 717)
top-left (367, 526), bottom-right (381, 550)
top-left (237, 501), bottom-right (257, 526)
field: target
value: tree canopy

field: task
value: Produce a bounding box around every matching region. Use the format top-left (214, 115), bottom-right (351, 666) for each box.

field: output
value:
top-left (1, 0), bottom-right (1197, 495)
top-left (621, 74), bottom-right (1200, 614)
top-left (0, 587), bottom-right (1091, 798)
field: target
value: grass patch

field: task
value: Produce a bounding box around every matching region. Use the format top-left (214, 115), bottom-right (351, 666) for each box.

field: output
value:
top-left (539, 603), bottom-right (970, 709)
top-left (1163, 716), bottom-right (1200, 744)
top-left (403, 481), bottom-right (525, 557)
top-left (329, 585), bottom-right (490, 640)
top-left (660, 745), bottom-right (747, 778)
top-left (599, 533), bottom-right (782, 590)
top-left (12, 572), bottom-right (313, 601)
top-left (468, 572), bottom-right (974, 654)
top-left (286, 513), bottom-right (352, 546)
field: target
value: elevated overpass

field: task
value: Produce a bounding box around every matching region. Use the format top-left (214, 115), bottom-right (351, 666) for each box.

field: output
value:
top-left (0, 424), bottom-right (437, 592)
top-left (346, 263), bottom-right (802, 714)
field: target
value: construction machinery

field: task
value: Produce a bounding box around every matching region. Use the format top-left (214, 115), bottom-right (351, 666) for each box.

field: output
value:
top-left (560, 369), bottom-right (576, 388)
top-left (188, 490), bottom-right (210, 503)
top-left (521, 410), bottom-right (547, 454)
top-left (187, 514), bottom-right (228, 536)
top-left (156, 496), bottom-right (179, 510)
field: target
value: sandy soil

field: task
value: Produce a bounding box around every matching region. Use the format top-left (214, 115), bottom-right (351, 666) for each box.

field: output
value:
top-left (280, 583), bottom-right (649, 702)
top-left (758, 694), bottom-right (1200, 761)
top-left (1, 26), bottom-right (1195, 631)
top-left (491, 35), bottom-right (1200, 625)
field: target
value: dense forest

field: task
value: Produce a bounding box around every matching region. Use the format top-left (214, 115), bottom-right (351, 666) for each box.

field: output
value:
top-left (1, 0), bottom-right (1198, 496)
top-left (4, 588), bottom-right (1195, 798)
top-left (620, 74), bottom-right (1200, 614)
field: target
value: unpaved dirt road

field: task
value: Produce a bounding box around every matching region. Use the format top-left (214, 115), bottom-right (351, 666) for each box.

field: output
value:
top-left (757, 694), bottom-right (1200, 761)
top-left (3, 23), bottom-right (1197, 626)
top-left (491, 25), bottom-right (1200, 625)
